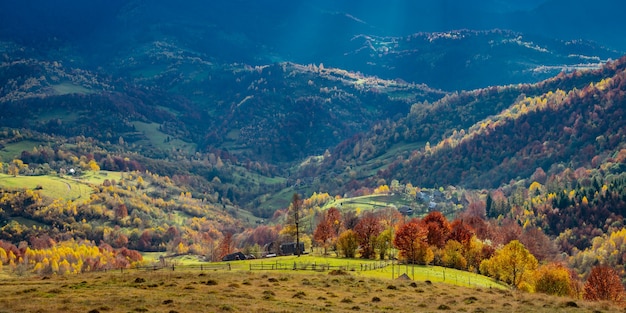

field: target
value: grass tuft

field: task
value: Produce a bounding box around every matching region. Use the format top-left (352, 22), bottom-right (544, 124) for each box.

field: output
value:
top-left (464, 296), bottom-right (478, 304)
top-left (562, 301), bottom-right (578, 308)
top-left (329, 269), bottom-right (349, 276)
top-left (292, 291), bottom-right (306, 299)
top-left (372, 297), bottom-right (381, 302)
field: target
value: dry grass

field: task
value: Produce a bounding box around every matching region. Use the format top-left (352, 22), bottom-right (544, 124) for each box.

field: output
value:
top-left (0, 269), bottom-right (623, 313)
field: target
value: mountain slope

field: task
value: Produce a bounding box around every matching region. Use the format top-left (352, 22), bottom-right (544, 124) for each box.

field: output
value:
top-left (303, 56), bottom-right (626, 193)
top-left (0, 43), bottom-right (445, 164)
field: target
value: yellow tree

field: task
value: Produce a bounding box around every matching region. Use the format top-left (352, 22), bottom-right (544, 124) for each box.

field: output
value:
top-left (480, 240), bottom-right (538, 287)
top-left (336, 230), bottom-right (359, 258)
top-left (442, 240), bottom-right (467, 270)
top-left (533, 263), bottom-right (575, 296)
top-left (88, 159), bottom-right (100, 171)
top-left (0, 247), bottom-right (7, 264)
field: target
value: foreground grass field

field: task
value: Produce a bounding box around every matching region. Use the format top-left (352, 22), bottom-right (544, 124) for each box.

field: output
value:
top-left (1, 267), bottom-right (622, 313)
top-left (142, 254), bottom-right (505, 290)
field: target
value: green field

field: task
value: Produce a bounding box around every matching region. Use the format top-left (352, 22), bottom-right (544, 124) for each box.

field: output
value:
top-left (0, 170), bottom-right (127, 200)
top-left (0, 173), bottom-right (92, 200)
top-left (142, 254), bottom-right (505, 290)
top-left (132, 121), bottom-right (197, 153)
top-left (0, 140), bottom-right (41, 161)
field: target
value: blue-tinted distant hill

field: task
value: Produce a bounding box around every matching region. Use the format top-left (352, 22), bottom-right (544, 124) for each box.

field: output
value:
top-left (3, 0), bottom-right (623, 48)
top-left (1, 0), bottom-right (624, 90)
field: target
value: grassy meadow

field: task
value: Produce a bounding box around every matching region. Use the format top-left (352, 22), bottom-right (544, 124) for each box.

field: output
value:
top-left (0, 173), bottom-right (92, 200)
top-left (1, 263), bottom-right (622, 313)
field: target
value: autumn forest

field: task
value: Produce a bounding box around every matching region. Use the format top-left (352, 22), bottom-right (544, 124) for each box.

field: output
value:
top-left (2, 0), bottom-right (626, 309)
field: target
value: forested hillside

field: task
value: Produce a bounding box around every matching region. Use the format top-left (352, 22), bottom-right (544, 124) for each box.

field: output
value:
top-left (305, 56), bottom-right (626, 192)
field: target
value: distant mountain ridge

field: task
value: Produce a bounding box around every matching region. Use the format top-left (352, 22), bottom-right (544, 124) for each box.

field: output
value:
top-left (300, 56), bottom-right (626, 194)
top-left (1, 0), bottom-right (623, 91)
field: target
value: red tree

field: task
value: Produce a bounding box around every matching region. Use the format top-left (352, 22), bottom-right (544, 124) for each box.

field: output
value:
top-left (421, 211), bottom-right (451, 248)
top-left (326, 207), bottom-right (343, 234)
top-left (313, 218), bottom-right (335, 255)
top-left (250, 225), bottom-right (279, 246)
top-left (449, 219), bottom-right (474, 247)
top-left (217, 232), bottom-right (234, 260)
top-left (354, 212), bottom-right (383, 259)
top-left (519, 226), bottom-right (556, 262)
top-left (583, 265), bottom-right (625, 302)
top-left (394, 218), bottom-right (429, 264)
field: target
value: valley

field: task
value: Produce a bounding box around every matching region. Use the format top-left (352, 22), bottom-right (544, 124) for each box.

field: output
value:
top-left (1, 0), bottom-right (626, 309)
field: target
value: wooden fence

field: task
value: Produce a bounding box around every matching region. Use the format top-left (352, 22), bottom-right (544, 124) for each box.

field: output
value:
top-left (248, 261), bottom-right (389, 272)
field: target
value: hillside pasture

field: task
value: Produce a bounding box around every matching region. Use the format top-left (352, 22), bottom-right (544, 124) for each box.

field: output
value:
top-left (0, 266), bottom-right (620, 313)
top-left (143, 254), bottom-right (505, 290)
top-left (132, 121), bottom-right (196, 154)
top-left (0, 173), bottom-right (92, 200)
top-left (0, 140), bottom-right (41, 161)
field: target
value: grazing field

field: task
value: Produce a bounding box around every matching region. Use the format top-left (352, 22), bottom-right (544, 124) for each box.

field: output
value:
top-left (0, 173), bottom-right (92, 200)
top-left (0, 140), bottom-right (41, 161)
top-left (141, 255), bottom-right (505, 290)
top-left (0, 171), bottom-right (126, 201)
top-left (0, 267), bottom-right (621, 313)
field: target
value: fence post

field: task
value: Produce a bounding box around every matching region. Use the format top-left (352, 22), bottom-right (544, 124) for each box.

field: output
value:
top-left (228, 264), bottom-right (231, 271)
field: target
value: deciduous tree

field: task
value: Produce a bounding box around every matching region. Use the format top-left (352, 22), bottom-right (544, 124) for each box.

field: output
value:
top-left (313, 218), bottom-right (334, 255)
top-left (421, 211), bottom-right (450, 248)
top-left (480, 240), bottom-right (538, 287)
top-left (533, 263), bottom-right (575, 296)
top-left (354, 212), bottom-right (383, 259)
top-left (449, 219), bottom-right (474, 247)
top-left (336, 230), bottom-right (358, 258)
top-left (583, 265), bottom-right (625, 302)
top-left (394, 218), bottom-right (432, 264)
top-left (442, 240), bottom-right (467, 270)
top-left (217, 232), bottom-right (234, 260)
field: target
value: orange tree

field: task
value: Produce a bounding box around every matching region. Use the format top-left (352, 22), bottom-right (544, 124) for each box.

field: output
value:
top-left (583, 265), bottom-right (625, 302)
top-left (394, 218), bottom-right (432, 265)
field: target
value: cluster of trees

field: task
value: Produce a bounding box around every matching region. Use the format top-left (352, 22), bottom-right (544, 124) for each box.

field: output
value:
top-left (302, 56), bottom-right (626, 197)
top-left (311, 200), bottom-right (626, 300)
top-left (0, 168), bottom-right (244, 261)
top-left (0, 239), bottom-right (143, 275)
